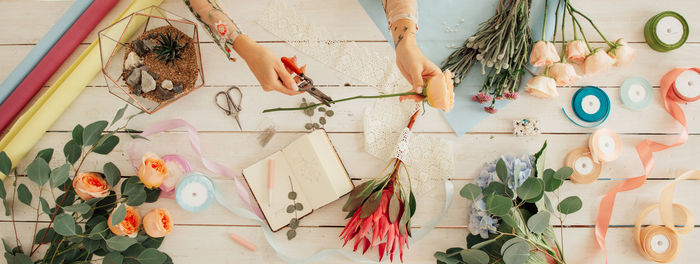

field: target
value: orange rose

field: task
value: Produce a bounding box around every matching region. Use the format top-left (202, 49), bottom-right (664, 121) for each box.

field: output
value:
top-left (607, 38), bottom-right (635, 66)
top-left (143, 208), bottom-right (173, 238)
top-left (549, 63), bottom-right (581, 86)
top-left (526, 75), bottom-right (559, 99)
top-left (583, 49), bottom-right (615, 76)
top-left (565, 40), bottom-right (590, 64)
top-left (108, 204), bottom-right (141, 237)
top-left (425, 70), bottom-right (455, 112)
top-left (138, 152), bottom-right (168, 189)
top-left (530, 41), bottom-right (560, 67)
top-left (72, 172), bottom-right (110, 201)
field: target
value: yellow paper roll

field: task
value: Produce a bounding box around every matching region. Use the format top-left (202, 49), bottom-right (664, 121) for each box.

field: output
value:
top-left (0, 0), bottom-right (164, 179)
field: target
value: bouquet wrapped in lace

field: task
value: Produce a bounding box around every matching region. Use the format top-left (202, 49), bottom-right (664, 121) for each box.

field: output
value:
top-left (339, 110), bottom-right (422, 262)
top-left (435, 142), bottom-right (582, 264)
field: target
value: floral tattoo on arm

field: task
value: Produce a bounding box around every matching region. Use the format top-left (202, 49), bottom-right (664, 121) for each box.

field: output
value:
top-left (184, 0), bottom-right (243, 61)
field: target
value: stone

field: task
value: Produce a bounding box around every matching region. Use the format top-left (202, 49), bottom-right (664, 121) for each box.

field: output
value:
top-left (132, 83), bottom-right (142, 96)
top-left (143, 39), bottom-right (157, 50)
top-left (161, 80), bottom-right (173, 90)
top-left (124, 51), bottom-right (142, 70)
top-left (126, 68), bottom-right (142, 87)
top-left (172, 84), bottom-right (184, 93)
top-left (131, 40), bottom-right (149, 56)
top-left (147, 70), bottom-right (160, 80)
top-left (141, 71), bottom-right (156, 93)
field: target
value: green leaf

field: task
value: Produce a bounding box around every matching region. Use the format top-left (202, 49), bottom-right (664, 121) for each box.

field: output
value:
top-left (34, 228), bottom-right (57, 244)
top-left (39, 197), bottom-right (51, 215)
top-left (89, 221), bottom-right (109, 240)
top-left (516, 177), bottom-right (543, 202)
top-left (286, 229), bottom-right (297, 240)
top-left (72, 125), bottom-right (84, 145)
top-left (83, 120), bottom-right (109, 146)
top-left (286, 205), bottom-right (294, 213)
top-left (106, 236), bottom-right (137, 252)
top-left (388, 193), bottom-right (400, 223)
top-left (50, 164), bottom-right (71, 188)
top-left (483, 181), bottom-right (513, 197)
top-left (53, 213), bottom-right (77, 236)
top-left (542, 169), bottom-right (562, 192)
top-left (0, 176), bottom-right (5, 200)
top-left (409, 191), bottom-right (416, 217)
top-left (137, 248), bottom-right (167, 264)
top-left (126, 187), bottom-right (147, 206)
top-left (526, 211), bottom-right (550, 234)
top-left (501, 238), bottom-right (530, 264)
top-left (2, 238), bottom-right (12, 253)
top-left (104, 252), bottom-right (124, 264)
top-left (460, 249), bottom-right (490, 264)
top-left (36, 148), bottom-right (54, 163)
top-left (496, 159), bottom-right (508, 182)
top-left (112, 204), bottom-right (127, 226)
top-left (499, 214), bottom-right (518, 233)
top-left (288, 191), bottom-right (297, 200)
top-left (554, 167), bottom-right (574, 180)
top-left (289, 218), bottom-right (299, 229)
top-left (295, 202), bottom-right (304, 211)
top-left (63, 140), bottom-right (82, 164)
top-left (0, 152), bottom-right (11, 176)
top-left (360, 192), bottom-right (382, 218)
top-left (534, 141), bottom-right (547, 177)
top-left (27, 158), bottom-right (50, 186)
top-left (145, 188), bottom-right (161, 203)
top-left (434, 252), bottom-right (460, 264)
top-left (103, 163), bottom-right (121, 187)
top-left (93, 135), bottom-right (120, 155)
top-left (557, 196), bottom-right (583, 215)
top-left (460, 183), bottom-right (481, 201)
top-left (9, 253), bottom-right (33, 264)
top-left (112, 104), bottom-right (128, 126)
top-left (17, 184), bottom-right (32, 206)
top-left (63, 203), bottom-right (91, 214)
top-left (485, 195), bottom-right (512, 216)
top-left (142, 237), bottom-right (164, 249)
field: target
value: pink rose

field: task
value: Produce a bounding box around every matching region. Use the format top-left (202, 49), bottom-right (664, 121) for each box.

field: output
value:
top-left (138, 152), bottom-right (169, 189)
top-left (565, 40), bottom-right (590, 63)
top-left (583, 49), bottom-right (615, 75)
top-left (526, 75), bottom-right (558, 99)
top-left (549, 63), bottom-right (581, 86)
top-left (73, 172), bottom-right (110, 201)
top-left (143, 208), bottom-right (173, 238)
top-left (530, 41), bottom-right (560, 67)
top-left (425, 70), bottom-right (455, 112)
top-left (607, 38), bottom-right (635, 66)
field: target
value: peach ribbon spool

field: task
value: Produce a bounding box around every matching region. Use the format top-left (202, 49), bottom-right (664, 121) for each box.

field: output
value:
top-left (564, 147), bottom-right (602, 184)
top-left (588, 128), bottom-right (622, 163)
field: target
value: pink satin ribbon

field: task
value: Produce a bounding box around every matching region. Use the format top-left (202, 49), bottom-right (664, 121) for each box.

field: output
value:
top-left (594, 67), bottom-right (698, 262)
top-left (128, 119), bottom-right (264, 219)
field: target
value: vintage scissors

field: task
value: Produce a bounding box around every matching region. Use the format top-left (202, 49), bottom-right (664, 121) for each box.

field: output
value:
top-left (215, 86), bottom-right (243, 130)
top-left (281, 56), bottom-right (333, 106)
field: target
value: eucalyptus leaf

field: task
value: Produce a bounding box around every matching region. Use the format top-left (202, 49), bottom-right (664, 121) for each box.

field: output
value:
top-left (496, 159), bottom-right (508, 182)
top-left (485, 195), bottom-right (511, 216)
top-left (557, 196), bottom-right (583, 214)
top-left (288, 191), bottom-right (297, 200)
top-left (409, 191), bottom-right (416, 217)
top-left (36, 148), bottom-right (54, 163)
top-left (483, 181), bottom-right (512, 197)
top-left (89, 222), bottom-right (109, 240)
top-left (137, 248), bottom-right (167, 264)
top-left (103, 252), bottom-right (124, 264)
top-left (286, 229), bottom-right (297, 240)
top-left (93, 135), bottom-right (120, 155)
top-left (460, 183), bottom-right (482, 201)
top-left (360, 192), bottom-right (382, 218)
top-left (83, 120), bottom-right (109, 146)
top-left (63, 203), bottom-right (91, 214)
top-left (535, 142), bottom-right (547, 178)
top-left (499, 214), bottom-right (518, 233)
top-left (502, 238), bottom-right (530, 264)
top-left (0, 152), bottom-right (10, 177)
top-left (10, 253), bottom-right (33, 264)
top-left (34, 228), bottom-right (57, 244)
top-left (294, 202), bottom-right (303, 211)
top-left (50, 164), bottom-right (71, 188)
top-left (106, 236), bottom-right (137, 252)
top-left (104, 162), bottom-right (121, 187)
top-left (526, 211), bottom-right (550, 234)
top-left (388, 193), bottom-right (400, 223)
top-left (27, 158), bottom-right (50, 186)
top-left (39, 197), bottom-right (51, 215)
top-left (289, 218), bottom-right (299, 229)
top-left (72, 125), bottom-right (84, 145)
top-left (434, 252), bottom-right (460, 264)
top-left (126, 188), bottom-right (147, 206)
top-left (17, 184), bottom-right (32, 206)
top-left (460, 249), bottom-right (490, 264)
top-left (112, 204), bottom-right (127, 226)
top-left (516, 177), bottom-right (543, 202)
top-left (53, 213), bottom-right (77, 236)
top-left (542, 169), bottom-right (562, 192)
top-left (112, 104), bottom-right (128, 126)
top-left (554, 167), bottom-right (573, 180)
top-left (286, 205), bottom-right (294, 213)
top-left (63, 140), bottom-right (82, 164)
top-left (0, 177), bottom-right (5, 200)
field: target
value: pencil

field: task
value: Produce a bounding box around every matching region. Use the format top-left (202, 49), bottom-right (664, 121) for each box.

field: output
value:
top-left (267, 159), bottom-right (275, 207)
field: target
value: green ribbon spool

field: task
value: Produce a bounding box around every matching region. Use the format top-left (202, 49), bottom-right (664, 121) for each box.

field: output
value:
top-left (644, 11), bottom-right (689, 52)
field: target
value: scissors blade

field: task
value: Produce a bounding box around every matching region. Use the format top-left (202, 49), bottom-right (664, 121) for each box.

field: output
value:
top-left (233, 114), bottom-right (243, 130)
top-left (301, 85), bottom-right (332, 106)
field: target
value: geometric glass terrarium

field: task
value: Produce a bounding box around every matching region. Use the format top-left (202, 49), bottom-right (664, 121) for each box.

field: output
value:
top-left (98, 6), bottom-right (205, 114)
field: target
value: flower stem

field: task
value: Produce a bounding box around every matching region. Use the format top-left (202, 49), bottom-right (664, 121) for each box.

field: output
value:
top-left (568, 4), bottom-right (613, 47)
top-left (560, 0), bottom-right (567, 62)
top-left (568, 5), bottom-right (593, 52)
top-left (262, 92), bottom-right (420, 113)
top-left (552, 0), bottom-right (562, 42)
top-left (541, 0), bottom-right (549, 41)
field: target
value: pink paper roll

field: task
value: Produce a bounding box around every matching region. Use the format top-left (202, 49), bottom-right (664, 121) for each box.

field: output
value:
top-left (0, 0), bottom-right (119, 132)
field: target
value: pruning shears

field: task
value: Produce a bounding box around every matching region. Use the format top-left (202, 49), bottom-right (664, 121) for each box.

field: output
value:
top-left (281, 56), bottom-right (333, 106)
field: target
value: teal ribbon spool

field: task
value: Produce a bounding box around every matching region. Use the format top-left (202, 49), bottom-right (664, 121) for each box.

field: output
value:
top-left (175, 172), bottom-right (215, 212)
top-left (620, 77), bottom-right (653, 110)
top-left (562, 86), bottom-right (611, 128)
top-left (644, 11), bottom-right (689, 52)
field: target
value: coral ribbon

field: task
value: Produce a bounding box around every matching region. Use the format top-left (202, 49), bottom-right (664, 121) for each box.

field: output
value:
top-left (594, 68), bottom-right (698, 262)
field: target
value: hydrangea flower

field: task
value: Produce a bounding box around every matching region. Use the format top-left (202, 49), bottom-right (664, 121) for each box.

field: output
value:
top-left (501, 154), bottom-right (534, 189)
top-left (468, 199), bottom-right (499, 239)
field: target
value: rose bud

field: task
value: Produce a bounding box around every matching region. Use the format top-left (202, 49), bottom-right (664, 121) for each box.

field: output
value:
top-left (425, 70), bottom-right (455, 112)
top-left (138, 152), bottom-right (169, 189)
top-left (566, 40), bottom-right (590, 64)
top-left (530, 41), bottom-right (560, 67)
top-left (607, 38), bottom-right (635, 66)
top-left (549, 63), bottom-right (581, 86)
top-left (584, 49), bottom-right (615, 75)
top-left (73, 172), bottom-right (110, 201)
top-left (108, 204), bottom-right (141, 237)
top-left (143, 208), bottom-right (173, 238)
top-left (526, 75), bottom-right (559, 99)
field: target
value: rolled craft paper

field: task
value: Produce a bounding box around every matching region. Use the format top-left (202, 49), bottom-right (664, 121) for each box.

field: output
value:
top-left (0, 0), bottom-right (120, 133)
top-left (0, 0), bottom-right (94, 104)
top-left (0, 0), bottom-right (165, 179)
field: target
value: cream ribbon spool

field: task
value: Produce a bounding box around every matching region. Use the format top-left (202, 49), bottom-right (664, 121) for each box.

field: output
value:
top-left (588, 128), bottom-right (622, 163)
top-left (565, 147), bottom-right (602, 184)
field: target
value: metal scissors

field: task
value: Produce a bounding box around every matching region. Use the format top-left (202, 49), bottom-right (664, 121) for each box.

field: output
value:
top-left (281, 56), bottom-right (333, 106)
top-left (215, 86), bottom-right (243, 130)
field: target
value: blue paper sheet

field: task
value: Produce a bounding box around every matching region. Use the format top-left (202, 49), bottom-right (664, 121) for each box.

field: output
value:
top-left (0, 0), bottom-right (94, 104)
top-left (358, 0), bottom-right (561, 135)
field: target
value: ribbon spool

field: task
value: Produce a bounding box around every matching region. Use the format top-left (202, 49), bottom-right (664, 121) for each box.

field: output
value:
top-left (620, 77), bottom-right (654, 111)
top-left (669, 69), bottom-right (700, 102)
top-left (588, 128), bottom-right (622, 163)
top-left (562, 86), bottom-right (611, 128)
top-left (175, 172), bottom-right (215, 213)
top-left (634, 204), bottom-right (684, 263)
top-left (644, 11), bottom-right (689, 52)
top-left (565, 147), bottom-right (602, 184)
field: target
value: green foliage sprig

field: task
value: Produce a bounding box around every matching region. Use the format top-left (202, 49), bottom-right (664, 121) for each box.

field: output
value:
top-left (285, 176), bottom-right (303, 240)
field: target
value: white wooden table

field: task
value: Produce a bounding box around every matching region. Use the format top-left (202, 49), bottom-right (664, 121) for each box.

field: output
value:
top-left (1, 0), bottom-right (699, 263)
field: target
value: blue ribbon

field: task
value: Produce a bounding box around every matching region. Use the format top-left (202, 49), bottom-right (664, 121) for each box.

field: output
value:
top-left (562, 86), bottom-right (611, 128)
top-left (175, 172), bottom-right (215, 213)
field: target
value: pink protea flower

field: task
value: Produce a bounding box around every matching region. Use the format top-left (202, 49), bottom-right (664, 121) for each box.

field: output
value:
top-left (484, 106), bottom-right (498, 114)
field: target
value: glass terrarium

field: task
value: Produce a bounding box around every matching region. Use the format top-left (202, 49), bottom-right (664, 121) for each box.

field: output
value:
top-left (98, 6), bottom-right (205, 114)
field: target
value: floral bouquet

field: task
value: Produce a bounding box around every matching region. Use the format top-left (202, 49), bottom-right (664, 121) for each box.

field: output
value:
top-left (435, 142), bottom-right (582, 264)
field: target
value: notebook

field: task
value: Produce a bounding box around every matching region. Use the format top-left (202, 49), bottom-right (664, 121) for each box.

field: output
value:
top-left (242, 129), bottom-right (354, 231)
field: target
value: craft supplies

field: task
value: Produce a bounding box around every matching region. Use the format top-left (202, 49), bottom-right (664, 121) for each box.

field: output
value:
top-left (0, 0), bottom-right (118, 133)
top-left (229, 233), bottom-right (257, 252)
top-left (175, 172), bottom-right (215, 213)
top-left (564, 128), bottom-right (620, 184)
top-left (0, 0), bottom-right (94, 104)
top-left (620, 77), bottom-right (654, 110)
top-left (669, 69), bottom-right (700, 101)
top-left (267, 159), bottom-right (275, 207)
top-left (215, 86), bottom-right (243, 130)
top-left (588, 128), bottom-right (622, 163)
top-left (512, 119), bottom-right (541, 136)
top-left (0, 0), bottom-right (165, 179)
top-left (565, 147), bottom-right (602, 184)
top-left (644, 11), bottom-right (689, 52)
top-left (562, 86), bottom-right (611, 128)
top-left (595, 68), bottom-right (698, 262)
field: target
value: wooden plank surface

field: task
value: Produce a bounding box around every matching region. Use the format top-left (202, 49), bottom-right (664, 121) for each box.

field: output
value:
top-left (1, 0), bottom-right (699, 263)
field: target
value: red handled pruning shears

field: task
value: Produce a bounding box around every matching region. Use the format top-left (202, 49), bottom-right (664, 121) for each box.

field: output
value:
top-left (281, 56), bottom-right (333, 107)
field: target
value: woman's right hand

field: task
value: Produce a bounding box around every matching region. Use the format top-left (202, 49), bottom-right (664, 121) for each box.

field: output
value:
top-left (233, 35), bottom-right (303, 96)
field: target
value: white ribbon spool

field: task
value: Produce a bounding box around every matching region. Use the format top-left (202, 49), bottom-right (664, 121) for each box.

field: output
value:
top-left (655, 16), bottom-right (684, 45)
top-left (674, 70), bottom-right (700, 99)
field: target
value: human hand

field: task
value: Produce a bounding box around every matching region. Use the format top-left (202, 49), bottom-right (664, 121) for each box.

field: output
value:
top-left (233, 35), bottom-right (303, 95)
top-left (391, 20), bottom-right (442, 102)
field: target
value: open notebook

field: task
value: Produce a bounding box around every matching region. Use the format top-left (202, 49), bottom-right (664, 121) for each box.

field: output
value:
top-left (242, 129), bottom-right (354, 231)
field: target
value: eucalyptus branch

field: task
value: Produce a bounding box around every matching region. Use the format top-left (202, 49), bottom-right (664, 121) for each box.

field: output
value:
top-left (262, 92), bottom-right (419, 113)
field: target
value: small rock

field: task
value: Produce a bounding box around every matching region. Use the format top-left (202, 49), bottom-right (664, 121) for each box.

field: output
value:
top-left (141, 71), bottom-right (156, 93)
top-left (146, 70), bottom-right (159, 81)
top-left (131, 40), bottom-right (149, 56)
top-left (132, 83), bottom-right (142, 96)
top-left (161, 80), bottom-right (173, 90)
top-left (124, 51), bottom-right (142, 70)
top-left (143, 39), bottom-right (157, 50)
top-left (126, 68), bottom-right (142, 87)
top-left (172, 84), bottom-right (184, 93)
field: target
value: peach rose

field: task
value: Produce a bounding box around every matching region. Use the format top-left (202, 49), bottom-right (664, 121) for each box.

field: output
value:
top-left (530, 41), bottom-right (559, 67)
top-left (143, 208), bottom-right (173, 238)
top-left (549, 63), bottom-right (581, 86)
top-left (108, 204), bottom-right (141, 237)
top-left (565, 40), bottom-right (590, 63)
top-left (607, 38), bottom-right (635, 66)
top-left (72, 172), bottom-right (110, 201)
top-left (526, 75), bottom-right (558, 99)
top-left (583, 49), bottom-right (615, 75)
top-left (425, 70), bottom-right (455, 112)
top-left (138, 152), bottom-right (168, 189)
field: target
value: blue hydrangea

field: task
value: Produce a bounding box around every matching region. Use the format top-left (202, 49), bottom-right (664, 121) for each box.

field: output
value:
top-left (468, 199), bottom-right (499, 239)
top-left (501, 154), bottom-right (534, 189)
